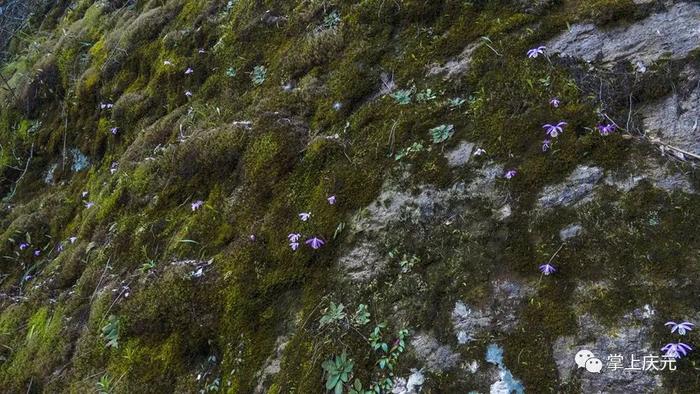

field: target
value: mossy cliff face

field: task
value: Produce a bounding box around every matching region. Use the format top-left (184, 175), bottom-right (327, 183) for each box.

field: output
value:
top-left (0, 0), bottom-right (699, 393)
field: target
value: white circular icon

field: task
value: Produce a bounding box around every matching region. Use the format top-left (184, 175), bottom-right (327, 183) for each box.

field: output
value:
top-left (575, 350), bottom-right (595, 369)
top-left (585, 357), bottom-right (603, 373)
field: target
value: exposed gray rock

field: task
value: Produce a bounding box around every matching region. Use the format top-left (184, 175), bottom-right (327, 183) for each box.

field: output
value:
top-left (537, 165), bottom-right (604, 209)
top-left (254, 336), bottom-right (288, 393)
top-left (452, 301), bottom-right (491, 344)
top-left (445, 141), bottom-right (475, 167)
top-left (552, 281), bottom-right (663, 393)
top-left (337, 242), bottom-right (386, 282)
top-left (559, 223), bottom-right (583, 241)
top-left (427, 41), bottom-right (481, 79)
top-left (411, 333), bottom-right (461, 372)
top-left (546, 3), bottom-right (700, 68)
top-left (642, 65), bottom-right (700, 155)
top-left (452, 280), bottom-right (534, 343)
top-left (604, 162), bottom-right (694, 194)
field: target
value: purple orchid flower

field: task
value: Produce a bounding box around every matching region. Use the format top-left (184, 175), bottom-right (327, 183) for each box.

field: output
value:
top-left (198, 48), bottom-right (206, 54)
top-left (661, 342), bottom-right (692, 359)
top-left (474, 148), bottom-right (486, 156)
top-left (305, 237), bottom-right (325, 249)
top-left (665, 321), bottom-right (694, 335)
top-left (290, 242), bottom-right (300, 251)
top-left (549, 98), bottom-right (560, 108)
top-left (33, 249), bottom-right (40, 257)
top-left (543, 121), bottom-right (567, 138)
top-left (100, 102), bottom-right (114, 110)
top-left (539, 263), bottom-right (556, 276)
top-left (57, 243), bottom-right (64, 252)
top-left (288, 233), bottom-right (301, 243)
top-left (110, 127), bottom-right (119, 135)
top-left (597, 123), bottom-right (616, 136)
top-left (191, 200), bottom-right (204, 211)
top-left (504, 169), bottom-right (517, 179)
top-left (81, 191), bottom-right (88, 198)
top-left (85, 201), bottom-right (95, 209)
top-left (110, 162), bottom-right (118, 174)
top-left (19, 242), bottom-right (29, 250)
top-left (249, 234), bottom-right (256, 242)
top-left (332, 102), bottom-right (343, 111)
top-left (327, 195), bottom-right (336, 205)
top-left (527, 46), bottom-right (546, 58)
top-left (185, 67), bottom-right (194, 75)
top-left (69, 236), bottom-right (78, 244)
top-left (185, 90), bottom-right (193, 98)
top-left (542, 139), bottom-right (552, 152)
top-left (163, 60), bottom-right (173, 66)
top-left (299, 212), bottom-right (311, 221)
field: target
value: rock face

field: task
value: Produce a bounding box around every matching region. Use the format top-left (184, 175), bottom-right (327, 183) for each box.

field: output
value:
top-left (3, 1), bottom-right (700, 393)
top-left (547, 2), bottom-right (700, 69)
top-left (537, 165), bottom-right (604, 209)
top-left (642, 64), bottom-right (700, 155)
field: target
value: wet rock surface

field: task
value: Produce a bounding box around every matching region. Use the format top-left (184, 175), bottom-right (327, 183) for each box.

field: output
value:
top-left (547, 3), bottom-right (700, 68)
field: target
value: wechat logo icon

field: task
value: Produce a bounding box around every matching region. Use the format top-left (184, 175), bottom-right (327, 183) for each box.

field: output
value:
top-left (575, 350), bottom-right (603, 373)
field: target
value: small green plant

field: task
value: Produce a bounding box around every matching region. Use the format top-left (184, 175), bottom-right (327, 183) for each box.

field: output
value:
top-left (429, 124), bottom-right (454, 144)
top-left (390, 88), bottom-right (413, 105)
top-left (101, 315), bottom-right (120, 348)
top-left (448, 97), bottom-right (466, 108)
top-left (96, 373), bottom-right (113, 394)
top-left (323, 10), bottom-right (341, 29)
top-left (322, 351), bottom-right (354, 394)
top-left (226, 67), bottom-right (236, 77)
top-left (399, 254), bottom-right (420, 274)
top-left (251, 65), bottom-right (267, 85)
top-left (394, 142), bottom-right (424, 161)
top-left (416, 88), bottom-right (437, 102)
top-left (140, 259), bottom-right (156, 273)
top-left (320, 302), bottom-right (346, 327)
top-left (352, 304), bottom-right (370, 326)
top-left (333, 222), bottom-right (345, 239)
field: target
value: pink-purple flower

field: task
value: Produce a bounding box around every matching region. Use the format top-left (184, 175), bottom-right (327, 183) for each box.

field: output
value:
top-left (299, 212), bottom-right (311, 221)
top-left (69, 236), bottom-right (78, 244)
top-left (539, 263), bottom-right (556, 275)
top-left (185, 90), bottom-right (193, 98)
top-left (327, 195), bottom-right (336, 205)
top-left (527, 46), bottom-right (546, 58)
top-left (110, 127), bottom-right (119, 135)
top-left (549, 98), bottom-right (560, 108)
top-left (661, 342), bottom-right (692, 359)
top-left (290, 242), bottom-right (300, 251)
top-left (19, 242), bottom-right (29, 250)
top-left (100, 102), bottom-right (114, 110)
top-left (597, 123), bottom-right (616, 136)
top-left (85, 201), bottom-right (95, 209)
top-left (163, 60), bottom-right (173, 66)
top-left (305, 237), bottom-right (325, 249)
top-left (542, 139), bottom-right (552, 152)
top-left (288, 233), bottom-right (301, 243)
top-left (504, 169), bottom-right (517, 179)
top-left (191, 200), bottom-right (204, 211)
top-left (33, 249), bottom-right (41, 257)
top-left (665, 321), bottom-right (694, 335)
top-left (185, 67), bottom-right (194, 75)
top-left (543, 122), bottom-right (567, 138)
